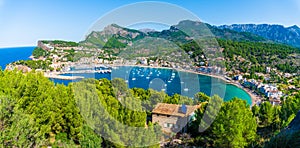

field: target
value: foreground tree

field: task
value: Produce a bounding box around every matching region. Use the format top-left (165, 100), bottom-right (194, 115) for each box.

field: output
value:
top-left (191, 97), bottom-right (257, 147)
top-left (211, 98), bottom-right (257, 147)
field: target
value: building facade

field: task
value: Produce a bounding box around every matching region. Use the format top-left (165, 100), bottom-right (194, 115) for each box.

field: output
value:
top-left (152, 103), bottom-right (200, 134)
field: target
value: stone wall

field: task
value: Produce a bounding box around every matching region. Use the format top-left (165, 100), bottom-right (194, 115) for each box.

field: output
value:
top-left (152, 113), bottom-right (190, 133)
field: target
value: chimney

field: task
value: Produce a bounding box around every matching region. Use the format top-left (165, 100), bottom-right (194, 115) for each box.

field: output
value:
top-left (181, 104), bottom-right (187, 114)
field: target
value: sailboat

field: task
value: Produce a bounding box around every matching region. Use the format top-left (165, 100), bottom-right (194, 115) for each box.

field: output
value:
top-left (124, 75), bottom-right (128, 83)
top-left (161, 82), bottom-right (166, 92)
top-left (183, 83), bottom-right (189, 91)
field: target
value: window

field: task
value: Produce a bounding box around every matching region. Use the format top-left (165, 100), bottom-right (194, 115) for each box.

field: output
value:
top-left (164, 123), bottom-right (168, 128)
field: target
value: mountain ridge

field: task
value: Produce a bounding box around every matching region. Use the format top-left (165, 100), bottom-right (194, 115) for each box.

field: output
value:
top-left (80, 20), bottom-right (272, 48)
top-left (218, 24), bottom-right (300, 48)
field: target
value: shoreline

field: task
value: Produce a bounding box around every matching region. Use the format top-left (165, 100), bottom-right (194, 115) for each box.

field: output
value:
top-left (46, 64), bottom-right (260, 105)
top-left (226, 81), bottom-right (260, 107)
top-left (112, 64), bottom-right (262, 106)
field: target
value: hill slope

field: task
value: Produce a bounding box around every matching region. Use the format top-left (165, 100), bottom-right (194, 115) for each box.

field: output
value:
top-left (81, 20), bottom-right (269, 48)
top-left (218, 24), bottom-right (300, 48)
top-left (266, 111), bottom-right (300, 147)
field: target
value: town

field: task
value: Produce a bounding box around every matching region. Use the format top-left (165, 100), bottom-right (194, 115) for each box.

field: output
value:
top-left (6, 39), bottom-right (299, 108)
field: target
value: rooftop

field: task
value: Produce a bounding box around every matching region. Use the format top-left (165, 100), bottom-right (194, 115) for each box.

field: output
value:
top-left (152, 103), bottom-right (200, 117)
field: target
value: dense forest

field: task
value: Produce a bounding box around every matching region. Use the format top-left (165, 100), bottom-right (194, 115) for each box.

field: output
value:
top-left (219, 39), bottom-right (300, 74)
top-left (0, 70), bottom-right (299, 147)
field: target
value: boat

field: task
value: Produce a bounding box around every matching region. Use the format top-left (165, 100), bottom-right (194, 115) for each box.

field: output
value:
top-left (146, 76), bottom-right (150, 79)
top-left (183, 82), bottom-right (189, 91)
top-left (132, 78), bottom-right (136, 81)
top-left (124, 75), bottom-right (129, 83)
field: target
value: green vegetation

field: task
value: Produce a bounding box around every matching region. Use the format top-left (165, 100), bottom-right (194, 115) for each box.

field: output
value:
top-left (220, 39), bottom-right (300, 74)
top-left (0, 70), bottom-right (299, 147)
top-left (32, 47), bottom-right (49, 58)
top-left (189, 97), bottom-right (257, 147)
top-left (4, 21), bottom-right (300, 147)
top-left (163, 91), bottom-right (300, 147)
top-left (43, 40), bottom-right (79, 47)
top-left (80, 22), bottom-right (300, 77)
top-left (0, 71), bottom-right (164, 147)
top-left (0, 71), bottom-right (83, 147)
top-left (103, 35), bottom-right (127, 48)
top-left (15, 60), bottom-right (52, 70)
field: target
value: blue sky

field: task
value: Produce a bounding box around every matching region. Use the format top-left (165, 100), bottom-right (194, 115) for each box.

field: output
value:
top-left (0, 0), bottom-right (299, 47)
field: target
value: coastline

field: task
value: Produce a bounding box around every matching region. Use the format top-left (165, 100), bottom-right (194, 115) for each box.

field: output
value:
top-left (153, 66), bottom-right (259, 106)
top-left (226, 82), bottom-right (260, 107)
top-left (46, 64), bottom-right (260, 106)
top-left (112, 64), bottom-right (261, 106)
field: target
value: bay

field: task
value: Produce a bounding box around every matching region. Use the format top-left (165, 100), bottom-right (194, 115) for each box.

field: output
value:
top-left (0, 47), bottom-right (251, 105)
top-left (52, 66), bottom-right (252, 104)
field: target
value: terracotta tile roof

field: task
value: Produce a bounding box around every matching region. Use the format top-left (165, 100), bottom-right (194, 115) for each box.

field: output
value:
top-left (152, 103), bottom-right (200, 117)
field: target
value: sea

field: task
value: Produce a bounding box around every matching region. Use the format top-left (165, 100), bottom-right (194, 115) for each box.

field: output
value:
top-left (0, 47), bottom-right (252, 104)
top-left (0, 47), bottom-right (35, 69)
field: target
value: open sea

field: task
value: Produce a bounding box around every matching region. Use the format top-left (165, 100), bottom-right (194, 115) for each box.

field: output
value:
top-left (0, 47), bottom-right (252, 104)
top-left (0, 47), bottom-right (35, 69)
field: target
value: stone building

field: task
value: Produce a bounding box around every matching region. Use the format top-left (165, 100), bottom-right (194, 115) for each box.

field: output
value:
top-left (152, 103), bottom-right (200, 134)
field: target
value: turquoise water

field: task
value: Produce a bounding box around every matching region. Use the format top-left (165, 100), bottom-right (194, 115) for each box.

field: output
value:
top-left (0, 47), bottom-right (251, 104)
top-left (53, 66), bottom-right (252, 104)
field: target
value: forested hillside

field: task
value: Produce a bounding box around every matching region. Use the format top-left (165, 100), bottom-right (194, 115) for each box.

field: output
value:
top-left (219, 24), bottom-right (300, 48)
top-left (1, 70), bottom-right (299, 147)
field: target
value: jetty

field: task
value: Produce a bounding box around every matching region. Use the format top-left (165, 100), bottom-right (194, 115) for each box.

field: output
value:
top-left (44, 74), bottom-right (84, 80)
top-left (62, 69), bottom-right (112, 74)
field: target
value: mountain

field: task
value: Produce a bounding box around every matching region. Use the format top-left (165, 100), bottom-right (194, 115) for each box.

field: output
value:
top-left (147, 20), bottom-right (268, 43)
top-left (218, 24), bottom-right (300, 48)
top-left (81, 20), bottom-right (270, 48)
top-left (80, 24), bottom-right (146, 48)
top-left (265, 111), bottom-right (300, 147)
top-left (78, 20), bottom-right (299, 75)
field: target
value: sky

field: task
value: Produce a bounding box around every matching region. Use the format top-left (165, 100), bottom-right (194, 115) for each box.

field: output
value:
top-left (0, 0), bottom-right (299, 47)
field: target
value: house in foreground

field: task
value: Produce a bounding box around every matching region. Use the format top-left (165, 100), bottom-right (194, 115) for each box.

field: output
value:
top-left (152, 103), bottom-right (200, 134)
